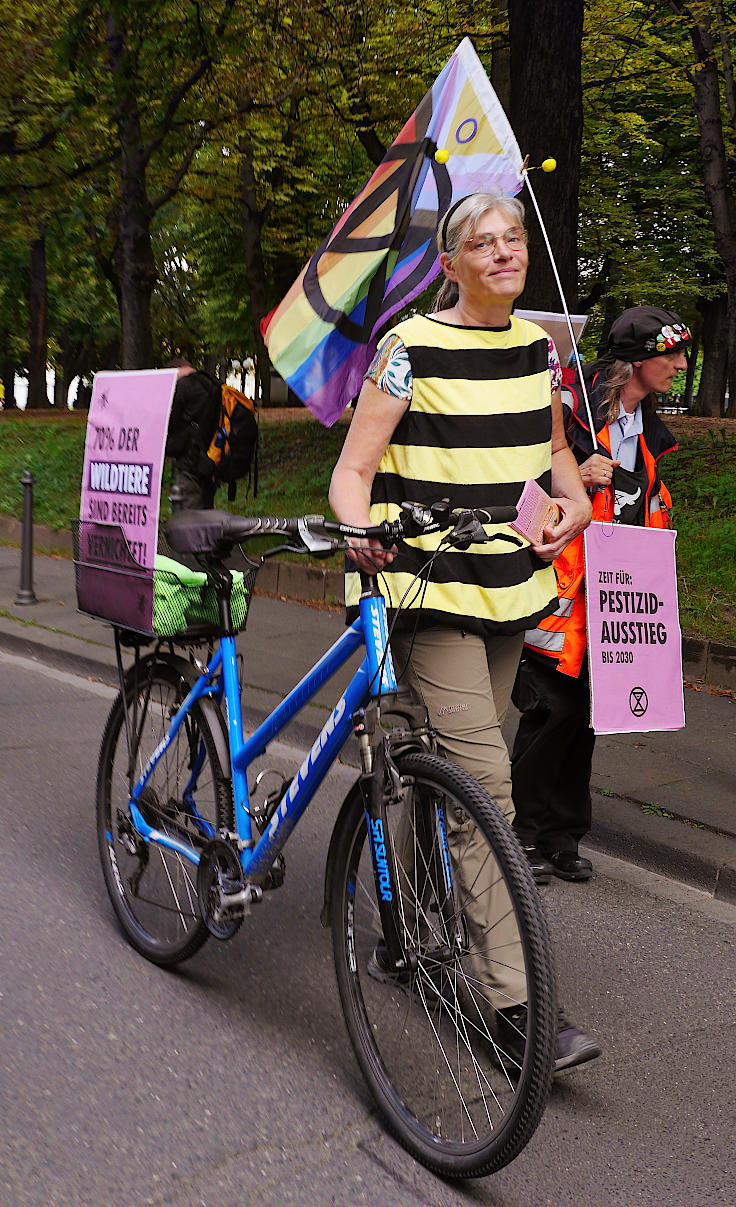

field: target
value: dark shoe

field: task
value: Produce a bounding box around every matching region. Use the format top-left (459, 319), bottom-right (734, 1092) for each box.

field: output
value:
top-left (520, 844), bottom-right (554, 884)
top-left (493, 1003), bottom-right (527, 1069)
top-left (548, 850), bottom-right (593, 881)
top-left (555, 1014), bottom-right (602, 1071)
top-left (494, 1004), bottom-right (601, 1074)
top-left (367, 939), bottom-right (409, 985)
top-left (367, 941), bottom-right (455, 1009)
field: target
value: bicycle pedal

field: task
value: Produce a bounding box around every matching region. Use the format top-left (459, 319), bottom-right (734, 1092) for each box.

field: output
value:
top-left (262, 854), bottom-right (285, 890)
top-left (220, 872), bottom-right (242, 896)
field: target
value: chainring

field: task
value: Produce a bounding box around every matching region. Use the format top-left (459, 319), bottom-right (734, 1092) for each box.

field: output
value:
top-left (196, 838), bottom-right (245, 940)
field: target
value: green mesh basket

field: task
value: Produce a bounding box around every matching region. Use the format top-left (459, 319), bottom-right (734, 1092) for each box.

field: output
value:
top-left (153, 554), bottom-right (248, 636)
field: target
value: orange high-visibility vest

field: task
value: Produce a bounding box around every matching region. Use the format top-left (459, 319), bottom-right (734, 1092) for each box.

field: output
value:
top-left (523, 422), bottom-right (674, 678)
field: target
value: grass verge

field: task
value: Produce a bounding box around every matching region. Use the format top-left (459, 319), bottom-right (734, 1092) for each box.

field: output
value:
top-left (665, 426), bottom-right (736, 643)
top-left (1, 410), bottom-right (734, 641)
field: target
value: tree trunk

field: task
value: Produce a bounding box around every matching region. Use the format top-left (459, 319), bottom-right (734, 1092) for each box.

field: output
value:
top-left (239, 138), bottom-right (273, 407)
top-left (509, 0), bottom-right (584, 311)
top-left (687, 11), bottom-right (736, 415)
top-left (116, 155), bottom-right (156, 368)
top-left (489, 1), bottom-right (511, 113)
top-left (57, 325), bottom-right (85, 414)
top-left (594, 293), bottom-right (624, 359)
top-left (683, 329), bottom-right (698, 409)
top-left (105, 10), bottom-right (156, 369)
top-left (27, 233), bottom-right (50, 408)
top-left (694, 294), bottom-right (728, 415)
top-left (75, 379), bottom-right (93, 410)
top-left (1, 353), bottom-right (17, 408)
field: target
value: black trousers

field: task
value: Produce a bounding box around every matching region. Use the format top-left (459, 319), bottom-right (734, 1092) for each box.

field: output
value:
top-left (510, 653), bottom-right (595, 855)
top-left (172, 463), bottom-right (216, 510)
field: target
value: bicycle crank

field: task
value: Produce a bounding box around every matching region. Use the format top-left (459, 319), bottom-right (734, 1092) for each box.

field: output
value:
top-left (196, 838), bottom-right (247, 940)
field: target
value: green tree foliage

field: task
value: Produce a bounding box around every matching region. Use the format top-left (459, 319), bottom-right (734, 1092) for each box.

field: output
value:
top-left (1, 0), bottom-right (734, 412)
top-left (580, 1), bottom-right (735, 413)
top-left (0, 0), bottom-right (82, 405)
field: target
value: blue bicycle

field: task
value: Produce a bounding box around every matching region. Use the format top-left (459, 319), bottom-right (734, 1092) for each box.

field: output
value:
top-left (94, 501), bottom-right (556, 1178)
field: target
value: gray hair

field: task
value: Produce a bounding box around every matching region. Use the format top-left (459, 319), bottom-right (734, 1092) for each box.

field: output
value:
top-left (433, 193), bottom-right (526, 312)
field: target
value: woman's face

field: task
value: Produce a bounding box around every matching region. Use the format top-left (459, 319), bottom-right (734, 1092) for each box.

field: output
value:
top-left (632, 349), bottom-right (688, 398)
top-left (443, 206), bottom-right (529, 308)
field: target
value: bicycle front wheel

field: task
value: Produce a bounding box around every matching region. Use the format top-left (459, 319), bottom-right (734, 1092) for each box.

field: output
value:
top-left (97, 657), bottom-right (232, 966)
top-left (330, 750), bottom-right (556, 1178)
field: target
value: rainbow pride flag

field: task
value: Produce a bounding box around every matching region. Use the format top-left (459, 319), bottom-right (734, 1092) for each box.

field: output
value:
top-left (261, 38), bottom-right (524, 426)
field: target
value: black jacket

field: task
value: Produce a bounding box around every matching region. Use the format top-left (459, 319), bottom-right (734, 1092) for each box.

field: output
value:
top-left (165, 370), bottom-right (221, 467)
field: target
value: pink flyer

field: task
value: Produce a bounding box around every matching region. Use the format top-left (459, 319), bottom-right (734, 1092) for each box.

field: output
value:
top-left (510, 478), bottom-right (560, 545)
top-left (77, 369), bottom-right (178, 632)
top-left (584, 521), bottom-right (685, 734)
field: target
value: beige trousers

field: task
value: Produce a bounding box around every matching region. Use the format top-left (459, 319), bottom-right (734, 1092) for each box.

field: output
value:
top-left (390, 627), bottom-right (527, 1008)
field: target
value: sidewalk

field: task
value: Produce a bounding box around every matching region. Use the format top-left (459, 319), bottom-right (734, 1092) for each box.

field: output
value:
top-left (2, 541), bottom-right (736, 905)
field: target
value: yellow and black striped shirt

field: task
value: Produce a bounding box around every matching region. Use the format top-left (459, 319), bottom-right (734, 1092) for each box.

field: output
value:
top-left (346, 314), bottom-right (558, 635)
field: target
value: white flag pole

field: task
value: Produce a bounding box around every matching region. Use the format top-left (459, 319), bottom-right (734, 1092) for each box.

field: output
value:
top-left (523, 169), bottom-right (599, 449)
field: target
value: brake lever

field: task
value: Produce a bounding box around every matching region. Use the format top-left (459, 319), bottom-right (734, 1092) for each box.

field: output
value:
top-left (447, 510), bottom-right (488, 550)
top-left (447, 511), bottom-right (524, 551)
top-left (298, 515), bottom-right (337, 554)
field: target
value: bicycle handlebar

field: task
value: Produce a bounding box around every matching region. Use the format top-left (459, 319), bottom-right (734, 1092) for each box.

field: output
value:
top-left (165, 500), bottom-right (519, 558)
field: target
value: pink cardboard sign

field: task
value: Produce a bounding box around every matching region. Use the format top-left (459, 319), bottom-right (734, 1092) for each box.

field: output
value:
top-left (77, 369), bottom-right (177, 632)
top-left (584, 521), bottom-right (685, 734)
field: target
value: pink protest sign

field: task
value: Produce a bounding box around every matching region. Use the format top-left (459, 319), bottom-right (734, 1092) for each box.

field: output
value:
top-left (584, 521), bottom-right (685, 734)
top-left (77, 369), bottom-right (177, 632)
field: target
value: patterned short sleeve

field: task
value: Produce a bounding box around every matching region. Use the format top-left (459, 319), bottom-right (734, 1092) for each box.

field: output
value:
top-left (365, 333), bottom-right (413, 401)
top-left (547, 337), bottom-right (562, 393)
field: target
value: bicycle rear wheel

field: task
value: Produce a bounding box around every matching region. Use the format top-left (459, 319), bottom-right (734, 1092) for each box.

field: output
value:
top-left (97, 657), bottom-right (232, 966)
top-left (329, 750), bottom-right (556, 1178)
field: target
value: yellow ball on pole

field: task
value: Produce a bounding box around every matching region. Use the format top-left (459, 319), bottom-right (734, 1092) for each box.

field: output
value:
top-left (541, 157), bottom-right (557, 173)
top-left (434, 148), bottom-right (450, 163)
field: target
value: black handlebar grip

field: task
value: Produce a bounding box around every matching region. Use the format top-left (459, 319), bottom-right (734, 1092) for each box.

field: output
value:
top-left (487, 506), bottom-right (518, 525)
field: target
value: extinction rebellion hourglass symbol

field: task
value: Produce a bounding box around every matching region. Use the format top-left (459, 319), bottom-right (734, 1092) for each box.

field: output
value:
top-left (629, 686), bottom-right (649, 718)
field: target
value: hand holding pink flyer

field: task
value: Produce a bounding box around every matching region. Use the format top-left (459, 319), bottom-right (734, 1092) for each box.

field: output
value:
top-left (510, 479), bottom-right (560, 545)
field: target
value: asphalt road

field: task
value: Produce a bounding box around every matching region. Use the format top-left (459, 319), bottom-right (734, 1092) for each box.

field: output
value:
top-left (2, 652), bottom-right (735, 1207)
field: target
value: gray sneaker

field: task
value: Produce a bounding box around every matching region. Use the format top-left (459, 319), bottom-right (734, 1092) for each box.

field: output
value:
top-left (495, 1004), bottom-right (601, 1074)
top-left (554, 1014), bottom-right (601, 1071)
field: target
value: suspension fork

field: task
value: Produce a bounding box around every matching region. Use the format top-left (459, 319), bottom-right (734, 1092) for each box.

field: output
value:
top-left (356, 716), bottom-right (461, 970)
top-left (358, 736), bottom-right (413, 973)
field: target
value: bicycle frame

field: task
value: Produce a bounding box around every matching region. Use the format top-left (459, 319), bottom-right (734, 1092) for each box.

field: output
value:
top-left (127, 588), bottom-right (398, 883)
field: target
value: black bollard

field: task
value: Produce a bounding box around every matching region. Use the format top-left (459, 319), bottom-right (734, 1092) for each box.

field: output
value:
top-left (15, 469), bottom-right (38, 605)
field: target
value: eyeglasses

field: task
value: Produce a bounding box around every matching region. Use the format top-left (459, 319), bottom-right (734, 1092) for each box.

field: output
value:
top-left (464, 227), bottom-right (528, 256)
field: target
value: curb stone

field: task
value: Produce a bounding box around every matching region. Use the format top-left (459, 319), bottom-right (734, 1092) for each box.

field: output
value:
top-left (0, 514), bottom-right (76, 554)
top-left (589, 789), bottom-right (736, 905)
